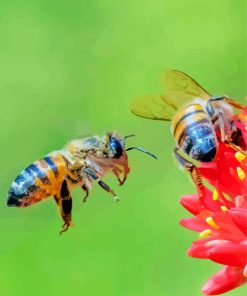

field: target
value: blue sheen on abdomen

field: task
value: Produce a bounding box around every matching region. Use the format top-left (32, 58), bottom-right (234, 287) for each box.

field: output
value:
top-left (182, 123), bottom-right (217, 162)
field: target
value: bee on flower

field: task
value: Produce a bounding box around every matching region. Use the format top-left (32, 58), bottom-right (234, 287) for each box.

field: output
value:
top-left (180, 107), bottom-right (247, 295)
top-left (130, 70), bottom-right (246, 196)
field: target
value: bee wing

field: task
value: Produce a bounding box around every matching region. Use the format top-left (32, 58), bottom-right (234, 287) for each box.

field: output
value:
top-left (163, 70), bottom-right (211, 105)
top-left (130, 70), bottom-right (212, 121)
top-left (130, 94), bottom-right (178, 121)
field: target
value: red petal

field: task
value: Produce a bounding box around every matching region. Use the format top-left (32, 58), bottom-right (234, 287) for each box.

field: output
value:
top-left (179, 217), bottom-right (207, 232)
top-left (188, 239), bottom-right (228, 259)
top-left (209, 241), bottom-right (247, 267)
top-left (202, 266), bottom-right (247, 295)
top-left (213, 212), bottom-right (246, 240)
top-left (199, 142), bottom-right (244, 198)
top-left (235, 121), bottom-right (247, 146)
top-left (230, 208), bottom-right (247, 236)
top-left (199, 187), bottom-right (225, 212)
top-left (180, 194), bottom-right (205, 215)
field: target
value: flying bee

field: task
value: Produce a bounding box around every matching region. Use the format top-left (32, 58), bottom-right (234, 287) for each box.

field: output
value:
top-left (130, 70), bottom-right (245, 193)
top-left (7, 131), bottom-right (156, 234)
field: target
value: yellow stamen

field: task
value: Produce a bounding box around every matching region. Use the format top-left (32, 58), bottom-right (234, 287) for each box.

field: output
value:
top-left (206, 217), bottom-right (220, 229)
top-left (212, 190), bottom-right (219, 201)
top-left (220, 206), bottom-right (228, 212)
top-left (235, 151), bottom-right (246, 162)
top-left (199, 229), bottom-right (212, 238)
top-left (237, 167), bottom-right (246, 181)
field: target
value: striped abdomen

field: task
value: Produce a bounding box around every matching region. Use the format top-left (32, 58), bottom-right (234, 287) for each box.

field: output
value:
top-left (171, 104), bottom-right (217, 162)
top-left (7, 153), bottom-right (68, 207)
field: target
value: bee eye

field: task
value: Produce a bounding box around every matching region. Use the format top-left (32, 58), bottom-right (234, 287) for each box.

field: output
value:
top-left (110, 138), bottom-right (123, 159)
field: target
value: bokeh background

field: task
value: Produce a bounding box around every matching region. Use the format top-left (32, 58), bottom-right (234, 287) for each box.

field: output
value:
top-left (0, 1), bottom-right (246, 295)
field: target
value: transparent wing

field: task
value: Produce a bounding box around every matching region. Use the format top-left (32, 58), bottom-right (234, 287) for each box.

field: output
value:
top-left (163, 70), bottom-right (211, 106)
top-left (130, 70), bottom-right (211, 121)
top-left (130, 94), bottom-right (178, 121)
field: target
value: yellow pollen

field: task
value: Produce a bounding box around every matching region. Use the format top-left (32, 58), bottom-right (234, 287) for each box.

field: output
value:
top-left (220, 206), bottom-right (228, 212)
top-left (212, 190), bottom-right (219, 201)
top-left (235, 151), bottom-right (246, 162)
top-left (199, 229), bottom-right (212, 238)
top-left (206, 217), bottom-right (220, 229)
top-left (237, 167), bottom-right (246, 181)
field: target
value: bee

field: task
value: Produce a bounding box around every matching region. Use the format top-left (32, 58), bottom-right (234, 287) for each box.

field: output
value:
top-left (130, 70), bottom-right (244, 193)
top-left (7, 131), bottom-right (156, 234)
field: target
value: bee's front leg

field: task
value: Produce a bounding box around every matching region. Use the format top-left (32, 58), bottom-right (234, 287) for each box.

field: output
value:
top-left (113, 161), bottom-right (130, 186)
top-left (54, 179), bottom-right (73, 235)
top-left (224, 97), bottom-right (244, 110)
top-left (207, 96), bottom-right (243, 113)
top-left (211, 111), bottom-right (231, 142)
top-left (81, 184), bottom-right (89, 203)
top-left (83, 167), bottom-right (120, 202)
top-left (207, 97), bottom-right (245, 149)
top-left (112, 167), bottom-right (125, 186)
top-left (212, 112), bottom-right (246, 155)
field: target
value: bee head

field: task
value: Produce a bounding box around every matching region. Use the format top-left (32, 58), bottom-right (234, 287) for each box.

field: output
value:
top-left (107, 132), bottom-right (157, 160)
top-left (107, 131), bottom-right (125, 159)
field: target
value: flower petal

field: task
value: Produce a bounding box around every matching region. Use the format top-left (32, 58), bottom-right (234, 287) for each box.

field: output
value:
top-left (230, 208), bottom-right (247, 236)
top-left (212, 212), bottom-right (246, 240)
top-left (209, 241), bottom-right (247, 267)
top-left (199, 142), bottom-right (245, 198)
top-left (180, 194), bottom-right (204, 215)
top-left (179, 217), bottom-right (207, 232)
top-left (202, 266), bottom-right (247, 295)
top-left (188, 239), bottom-right (228, 259)
top-left (199, 187), bottom-right (225, 212)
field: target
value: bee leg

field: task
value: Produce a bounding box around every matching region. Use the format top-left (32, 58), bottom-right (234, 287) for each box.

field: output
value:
top-left (207, 97), bottom-right (245, 154)
top-left (211, 111), bottom-right (230, 142)
top-left (119, 176), bottom-right (127, 186)
top-left (207, 98), bottom-right (230, 141)
top-left (81, 184), bottom-right (89, 203)
top-left (54, 180), bottom-right (73, 235)
top-left (207, 96), bottom-right (243, 112)
top-left (112, 167), bottom-right (125, 186)
top-left (212, 112), bottom-right (246, 155)
top-left (174, 148), bottom-right (205, 197)
top-left (83, 167), bottom-right (120, 202)
top-left (225, 97), bottom-right (244, 110)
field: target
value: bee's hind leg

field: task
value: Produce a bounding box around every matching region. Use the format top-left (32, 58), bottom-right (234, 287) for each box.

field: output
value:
top-left (54, 179), bottom-right (73, 235)
top-left (174, 148), bottom-right (205, 197)
top-left (83, 167), bottom-right (120, 202)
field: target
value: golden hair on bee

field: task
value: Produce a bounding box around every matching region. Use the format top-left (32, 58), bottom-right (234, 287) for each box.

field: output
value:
top-left (7, 131), bottom-right (156, 234)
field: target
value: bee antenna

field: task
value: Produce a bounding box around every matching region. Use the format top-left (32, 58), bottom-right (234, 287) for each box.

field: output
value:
top-left (124, 134), bottom-right (136, 139)
top-left (126, 147), bottom-right (157, 159)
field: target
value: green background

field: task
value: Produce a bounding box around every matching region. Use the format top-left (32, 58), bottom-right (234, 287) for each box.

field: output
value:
top-left (0, 1), bottom-right (246, 295)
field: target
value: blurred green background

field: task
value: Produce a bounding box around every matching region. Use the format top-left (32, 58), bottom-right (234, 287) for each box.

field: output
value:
top-left (0, 1), bottom-right (246, 295)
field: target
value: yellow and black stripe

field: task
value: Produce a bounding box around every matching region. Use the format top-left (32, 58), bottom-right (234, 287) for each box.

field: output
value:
top-left (7, 153), bottom-right (68, 207)
top-left (171, 104), bottom-right (209, 146)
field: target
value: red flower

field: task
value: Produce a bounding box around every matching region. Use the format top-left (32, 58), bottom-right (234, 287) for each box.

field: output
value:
top-left (180, 107), bottom-right (247, 295)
